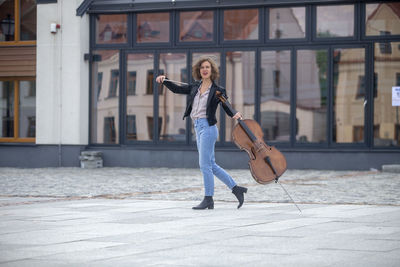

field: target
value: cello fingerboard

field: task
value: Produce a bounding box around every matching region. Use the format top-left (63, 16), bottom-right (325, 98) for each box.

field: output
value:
top-left (238, 120), bottom-right (258, 143)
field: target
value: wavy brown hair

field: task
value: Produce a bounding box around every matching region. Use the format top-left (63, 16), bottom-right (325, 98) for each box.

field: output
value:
top-left (192, 57), bottom-right (219, 81)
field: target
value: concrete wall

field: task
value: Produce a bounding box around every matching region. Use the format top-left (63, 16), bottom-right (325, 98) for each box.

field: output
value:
top-left (0, 145), bottom-right (399, 170)
top-left (36, 0), bottom-right (89, 145)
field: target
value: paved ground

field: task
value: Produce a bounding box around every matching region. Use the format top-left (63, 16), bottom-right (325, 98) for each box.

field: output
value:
top-left (0, 168), bottom-right (399, 266)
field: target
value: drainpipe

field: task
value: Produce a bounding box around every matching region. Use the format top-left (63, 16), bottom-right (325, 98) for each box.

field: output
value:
top-left (57, 0), bottom-right (63, 167)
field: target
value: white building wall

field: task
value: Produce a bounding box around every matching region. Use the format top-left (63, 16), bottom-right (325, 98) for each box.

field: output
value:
top-left (36, 0), bottom-right (89, 145)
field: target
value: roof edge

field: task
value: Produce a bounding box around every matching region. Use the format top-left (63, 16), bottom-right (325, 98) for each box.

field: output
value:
top-left (76, 0), bottom-right (378, 17)
top-left (77, 0), bottom-right (94, 17)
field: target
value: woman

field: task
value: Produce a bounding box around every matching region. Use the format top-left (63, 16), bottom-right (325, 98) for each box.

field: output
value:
top-left (156, 57), bottom-right (248, 210)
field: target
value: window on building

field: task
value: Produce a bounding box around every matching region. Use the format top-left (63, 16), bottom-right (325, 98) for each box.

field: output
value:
top-left (0, 0), bottom-right (36, 43)
top-left (90, 50), bottom-right (120, 144)
top-left (0, 79), bottom-right (36, 142)
top-left (97, 72), bottom-right (103, 99)
top-left (127, 71), bottom-right (136, 96)
top-left (159, 53), bottom-right (187, 142)
top-left (126, 115), bottom-right (137, 140)
top-left (356, 75), bottom-right (365, 100)
top-left (95, 14), bottom-right (127, 44)
top-left (146, 70), bottom-right (154, 95)
top-left (20, 0), bottom-right (36, 41)
top-left (137, 12), bottom-right (169, 43)
top-left (269, 7), bottom-right (306, 39)
top-left (296, 49), bottom-right (328, 143)
top-left (373, 42), bottom-right (400, 147)
top-left (108, 69), bottom-right (119, 98)
top-left (0, 0), bottom-right (36, 143)
top-left (179, 10), bottom-right (213, 42)
top-left (225, 51), bottom-right (256, 142)
top-left (103, 117), bottom-right (116, 144)
top-left (223, 9), bottom-right (259, 41)
top-left (379, 41), bottom-right (392, 55)
top-left (366, 2), bottom-right (400, 36)
top-left (126, 53), bottom-right (154, 141)
top-left (261, 50), bottom-right (291, 142)
top-left (316, 5), bottom-right (354, 38)
top-left (397, 73), bottom-right (400, 86)
top-left (333, 47), bottom-right (365, 144)
top-left (355, 73), bottom-right (378, 100)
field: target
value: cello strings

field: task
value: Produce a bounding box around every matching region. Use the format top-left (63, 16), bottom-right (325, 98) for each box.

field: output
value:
top-left (277, 181), bottom-right (302, 213)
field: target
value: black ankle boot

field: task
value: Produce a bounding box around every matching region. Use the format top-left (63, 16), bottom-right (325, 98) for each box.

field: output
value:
top-left (232, 186), bottom-right (248, 209)
top-left (192, 196), bottom-right (214, 210)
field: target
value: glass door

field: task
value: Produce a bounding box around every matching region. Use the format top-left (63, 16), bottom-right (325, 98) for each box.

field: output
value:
top-left (295, 45), bottom-right (368, 146)
top-left (332, 46), bottom-right (367, 145)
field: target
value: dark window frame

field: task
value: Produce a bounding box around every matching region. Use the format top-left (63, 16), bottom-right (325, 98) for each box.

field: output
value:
top-left (87, 2), bottom-right (400, 151)
top-left (0, 77), bottom-right (36, 143)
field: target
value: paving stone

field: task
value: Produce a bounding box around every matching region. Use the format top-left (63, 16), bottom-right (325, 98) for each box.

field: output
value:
top-left (0, 167), bottom-right (400, 266)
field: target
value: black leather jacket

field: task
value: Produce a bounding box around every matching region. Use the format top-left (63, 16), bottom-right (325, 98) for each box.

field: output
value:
top-left (162, 79), bottom-right (237, 126)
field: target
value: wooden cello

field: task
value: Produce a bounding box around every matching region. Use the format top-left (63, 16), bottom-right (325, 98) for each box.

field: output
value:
top-left (216, 91), bottom-right (287, 184)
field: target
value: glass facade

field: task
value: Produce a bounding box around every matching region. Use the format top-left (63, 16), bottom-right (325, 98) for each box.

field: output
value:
top-left (0, 79), bottom-right (35, 140)
top-left (333, 48), bottom-right (365, 144)
top-left (20, 0), bottom-right (36, 41)
top-left (374, 42), bottom-right (400, 147)
top-left (90, 50), bottom-right (120, 144)
top-left (159, 53), bottom-right (187, 142)
top-left (137, 12), bottom-right (169, 43)
top-left (0, 81), bottom-right (14, 138)
top-left (316, 5), bottom-right (354, 38)
top-left (0, 0), bottom-right (37, 143)
top-left (223, 9), bottom-right (259, 41)
top-left (261, 50), bottom-right (291, 142)
top-left (18, 80), bottom-right (35, 138)
top-left (225, 51), bottom-right (255, 142)
top-left (366, 3), bottom-right (400, 36)
top-left (296, 49), bottom-right (328, 143)
top-left (269, 7), bottom-right (306, 39)
top-left (0, 0), bottom-right (15, 41)
top-left (179, 11), bottom-right (213, 42)
top-left (95, 14), bottom-right (127, 44)
top-left (87, 1), bottom-right (400, 151)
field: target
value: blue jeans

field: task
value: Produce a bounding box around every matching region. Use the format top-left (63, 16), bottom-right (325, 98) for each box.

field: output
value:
top-left (194, 118), bottom-right (237, 196)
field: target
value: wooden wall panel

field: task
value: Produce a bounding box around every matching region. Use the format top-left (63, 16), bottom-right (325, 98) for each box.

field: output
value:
top-left (0, 46), bottom-right (36, 77)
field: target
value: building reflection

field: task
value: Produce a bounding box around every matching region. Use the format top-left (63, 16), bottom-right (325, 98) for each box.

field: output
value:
top-left (91, 4), bottom-right (400, 146)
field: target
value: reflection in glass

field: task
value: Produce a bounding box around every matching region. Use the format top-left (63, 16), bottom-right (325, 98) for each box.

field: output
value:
top-left (225, 51), bottom-right (255, 142)
top-left (159, 53), bottom-right (187, 142)
top-left (20, 0), bottom-right (36, 41)
top-left (269, 7), bottom-right (305, 39)
top-left (91, 50), bottom-right (120, 144)
top-left (261, 50), bottom-right (291, 142)
top-left (95, 14), bottom-right (127, 44)
top-left (179, 11), bottom-right (213, 42)
top-left (126, 53), bottom-right (154, 141)
top-left (317, 5), bottom-right (354, 37)
top-left (0, 81), bottom-right (14, 137)
top-left (366, 3), bottom-right (400, 36)
top-left (191, 52), bottom-right (220, 141)
top-left (374, 42), bottom-right (400, 147)
top-left (19, 80), bottom-right (35, 138)
top-left (296, 50), bottom-right (328, 143)
top-left (137, 13), bottom-right (169, 43)
top-left (223, 9), bottom-right (259, 40)
top-left (0, 0), bottom-right (15, 41)
top-left (333, 48), bottom-right (365, 144)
